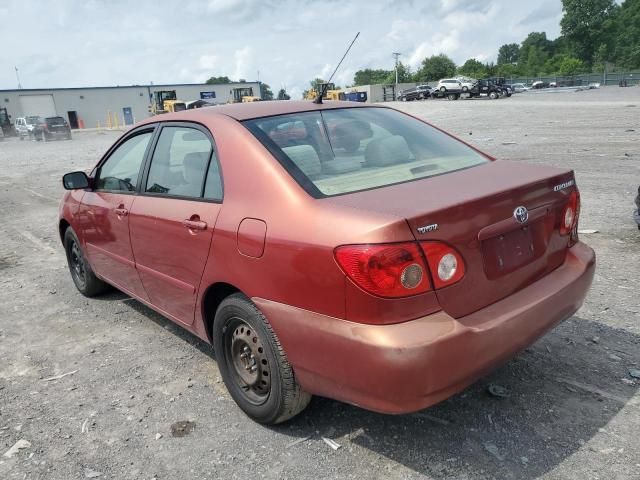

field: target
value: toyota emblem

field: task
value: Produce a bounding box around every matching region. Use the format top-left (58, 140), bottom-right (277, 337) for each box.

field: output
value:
top-left (513, 206), bottom-right (529, 224)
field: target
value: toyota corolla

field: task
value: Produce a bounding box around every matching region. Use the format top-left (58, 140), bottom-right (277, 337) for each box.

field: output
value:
top-left (59, 101), bottom-right (595, 424)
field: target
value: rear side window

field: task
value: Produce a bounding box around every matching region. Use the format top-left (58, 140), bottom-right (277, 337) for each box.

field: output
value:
top-left (145, 126), bottom-right (221, 200)
top-left (96, 132), bottom-right (153, 192)
top-left (244, 107), bottom-right (488, 197)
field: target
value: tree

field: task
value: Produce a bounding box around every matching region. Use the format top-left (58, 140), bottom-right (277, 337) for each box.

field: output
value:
top-left (558, 57), bottom-right (585, 75)
top-left (353, 69), bottom-right (393, 86)
top-left (518, 32), bottom-right (554, 72)
top-left (261, 84), bottom-right (274, 100)
top-left (415, 54), bottom-right (457, 82)
top-left (384, 61), bottom-right (413, 84)
top-left (612, 0), bottom-right (640, 69)
top-left (561, 0), bottom-right (618, 64)
top-left (205, 76), bottom-right (232, 84)
top-left (457, 58), bottom-right (487, 79)
top-left (497, 44), bottom-right (520, 65)
top-left (277, 88), bottom-right (291, 100)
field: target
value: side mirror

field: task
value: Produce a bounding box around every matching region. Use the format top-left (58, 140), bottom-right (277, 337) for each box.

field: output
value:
top-left (62, 171), bottom-right (90, 190)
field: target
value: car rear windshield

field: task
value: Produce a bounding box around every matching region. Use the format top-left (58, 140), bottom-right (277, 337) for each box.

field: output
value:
top-left (46, 117), bottom-right (66, 126)
top-left (243, 107), bottom-right (488, 198)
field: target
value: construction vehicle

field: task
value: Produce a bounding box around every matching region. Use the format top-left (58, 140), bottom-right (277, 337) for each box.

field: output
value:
top-left (229, 87), bottom-right (258, 103)
top-left (0, 108), bottom-right (16, 136)
top-left (304, 81), bottom-right (344, 101)
top-left (149, 90), bottom-right (187, 115)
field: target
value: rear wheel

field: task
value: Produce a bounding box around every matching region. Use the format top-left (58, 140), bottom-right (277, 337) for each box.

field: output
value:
top-left (489, 91), bottom-right (499, 99)
top-left (447, 93), bottom-right (459, 101)
top-left (213, 294), bottom-right (311, 424)
top-left (64, 228), bottom-right (110, 297)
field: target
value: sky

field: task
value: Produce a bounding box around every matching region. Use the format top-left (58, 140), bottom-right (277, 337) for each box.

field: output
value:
top-left (0, 0), bottom-right (564, 99)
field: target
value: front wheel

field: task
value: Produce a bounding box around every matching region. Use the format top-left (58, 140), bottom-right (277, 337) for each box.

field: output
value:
top-left (213, 294), bottom-right (311, 424)
top-left (64, 228), bottom-right (110, 297)
top-left (440, 86), bottom-right (446, 93)
top-left (489, 91), bottom-right (499, 99)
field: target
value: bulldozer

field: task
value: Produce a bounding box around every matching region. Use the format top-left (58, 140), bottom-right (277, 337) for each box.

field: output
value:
top-left (149, 90), bottom-right (187, 115)
top-left (304, 81), bottom-right (344, 101)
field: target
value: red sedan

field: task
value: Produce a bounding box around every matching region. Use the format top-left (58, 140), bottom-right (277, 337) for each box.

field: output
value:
top-left (59, 101), bottom-right (595, 424)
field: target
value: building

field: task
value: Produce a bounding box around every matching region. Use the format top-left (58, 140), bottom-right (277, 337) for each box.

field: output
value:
top-left (0, 81), bottom-right (262, 129)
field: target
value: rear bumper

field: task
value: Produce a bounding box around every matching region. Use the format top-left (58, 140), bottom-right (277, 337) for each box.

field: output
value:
top-left (254, 242), bottom-right (595, 414)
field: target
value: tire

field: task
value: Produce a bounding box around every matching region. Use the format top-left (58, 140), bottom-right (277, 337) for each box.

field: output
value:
top-left (489, 92), bottom-right (499, 99)
top-left (64, 228), bottom-right (110, 297)
top-left (462, 86), bottom-right (468, 92)
top-left (447, 93), bottom-right (459, 101)
top-left (440, 86), bottom-right (446, 92)
top-left (213, 293), bottom-right (311, 424)
top-left (401, 96), bottom-right (406, 101)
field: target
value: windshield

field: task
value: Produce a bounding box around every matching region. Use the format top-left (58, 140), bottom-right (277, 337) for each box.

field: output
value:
top-left (46, 117), bottom-right (66, 126)
top-left (26, 116), bottom-right (42, 125)
top-left (244, 107), bottom-right (488, 198)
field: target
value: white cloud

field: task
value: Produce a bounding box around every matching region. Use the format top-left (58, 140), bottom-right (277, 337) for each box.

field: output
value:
top-left (0, 0), bottom-right (564, 98)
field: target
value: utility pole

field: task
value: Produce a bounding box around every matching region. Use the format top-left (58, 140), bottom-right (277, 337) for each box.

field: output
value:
top-left (15, 66), bottom-right (22, 89)
top-left (391, 52), bottom-right (402, 97)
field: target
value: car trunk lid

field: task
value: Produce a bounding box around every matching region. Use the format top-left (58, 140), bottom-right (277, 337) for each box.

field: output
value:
top-left (324, 160), bottom-right (578, 318)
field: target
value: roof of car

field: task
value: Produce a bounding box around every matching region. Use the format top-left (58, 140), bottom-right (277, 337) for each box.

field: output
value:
top-left (139, 100), bottom-right (376, 125)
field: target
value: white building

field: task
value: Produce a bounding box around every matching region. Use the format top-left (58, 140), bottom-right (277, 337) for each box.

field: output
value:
top-left (0, 81), bottom-right (262, 129)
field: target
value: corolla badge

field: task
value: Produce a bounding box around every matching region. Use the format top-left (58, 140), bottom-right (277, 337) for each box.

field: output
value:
top-left (513, 206), bottom-right (529, 224)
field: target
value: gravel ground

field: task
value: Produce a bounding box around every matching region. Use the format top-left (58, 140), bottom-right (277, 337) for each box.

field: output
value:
top-left (0, 87), bottom-right (639, 480)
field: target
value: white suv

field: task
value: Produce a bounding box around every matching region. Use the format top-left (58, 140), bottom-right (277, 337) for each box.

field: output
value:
top-left (436, 79), bottom-right (462, 93)
top-left (437, 78), bottom-right (477, 93)
top-left (15, 116), bottom-right (43, 139)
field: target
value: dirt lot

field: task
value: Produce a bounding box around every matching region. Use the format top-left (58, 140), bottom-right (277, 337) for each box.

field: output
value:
top-left (0, 87), bottom-right (639, 480)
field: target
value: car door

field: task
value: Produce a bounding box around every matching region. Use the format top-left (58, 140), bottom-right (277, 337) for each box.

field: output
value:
top-left (78, 127), bottom-right (155, 301)
top-left (128, 123), bottom-right (223, 325)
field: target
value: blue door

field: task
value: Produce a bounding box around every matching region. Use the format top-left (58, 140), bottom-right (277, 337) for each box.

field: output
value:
top-left (123, 107), bottom-right (134, 125)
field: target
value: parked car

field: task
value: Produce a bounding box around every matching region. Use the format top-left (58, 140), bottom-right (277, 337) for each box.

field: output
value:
top-left (59, 101), bottom-right (595, 424)
top-left (397, 85), bottom-right (432, 101)
top-left (33, 116), bottom-right (72, 141)
top-left (531, 81), bottom-right (550, 89)
top-left (436, 78), bottom-right (463, 93)
top-left (464, 79), bottom-right (504, 99)
top-left (634, 186), bottom-right (640, 230)
top-left (511, 83), bottom-right (529, 93)
top-left (15, 115), bottom-right (44, 140)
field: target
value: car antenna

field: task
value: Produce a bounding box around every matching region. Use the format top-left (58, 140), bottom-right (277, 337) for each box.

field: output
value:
top-left (313, 32), bottom-right (360, 105)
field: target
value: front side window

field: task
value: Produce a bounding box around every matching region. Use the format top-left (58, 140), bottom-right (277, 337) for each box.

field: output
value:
top-left (145, 126), bottom-right (218, 199)
top-left (244, 107), bottom-right (488, 197)
top-left (96, 131), bottom-right (153, 191)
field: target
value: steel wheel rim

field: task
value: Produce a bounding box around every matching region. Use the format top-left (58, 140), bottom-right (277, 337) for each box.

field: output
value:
top-left (69, 240), bottom-right (86, 288)
top-left (226, 318), bottom-right (271, 405)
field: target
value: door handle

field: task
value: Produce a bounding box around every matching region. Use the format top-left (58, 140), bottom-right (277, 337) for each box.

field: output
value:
top-left (182, 219), bottom-right (207, 231)
top-left (115, 207), bottom-right (129, 216)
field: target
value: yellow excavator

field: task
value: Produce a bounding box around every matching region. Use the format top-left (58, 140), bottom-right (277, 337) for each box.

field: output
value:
top-left (304, 81), bottom-right (344, 101)
top-left (150, 90), bottom-right (187, 115)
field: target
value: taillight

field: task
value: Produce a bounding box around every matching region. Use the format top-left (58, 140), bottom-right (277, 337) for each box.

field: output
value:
top-left (420, 242), bottom-right (465, 289)
top-left (335, 241), bottom-right (466, 297)
top-left (334, 242), bottom-right (432, 298)
top-left (560, 190), bottom-right (579, 236)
